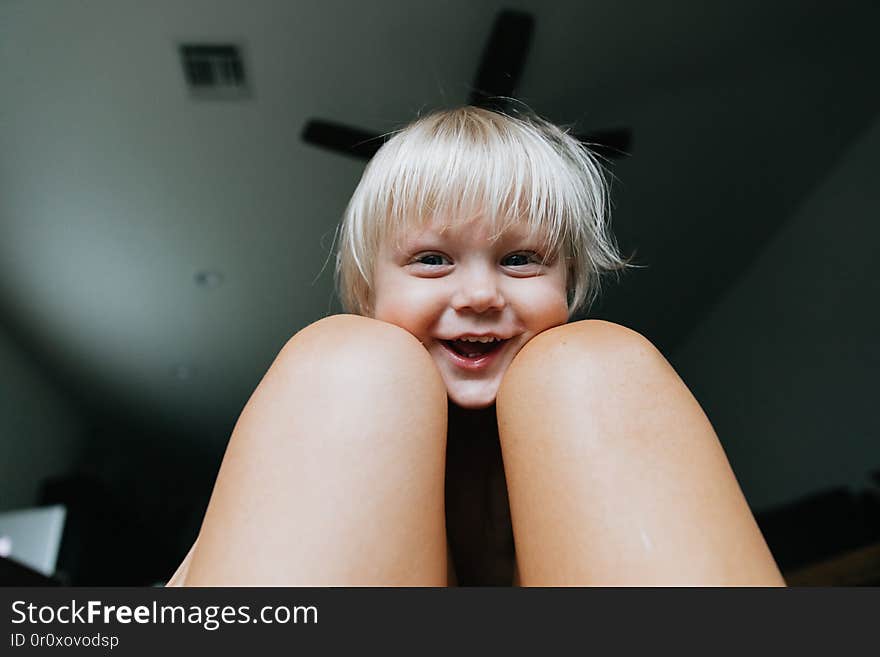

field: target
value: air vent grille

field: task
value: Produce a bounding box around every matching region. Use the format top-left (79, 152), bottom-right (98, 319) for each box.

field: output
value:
top-left (179, 44), bottom-right (249, 99)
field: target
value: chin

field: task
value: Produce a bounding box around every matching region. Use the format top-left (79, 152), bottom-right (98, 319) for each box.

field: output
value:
top-left (447, 387), bottom-right (498, 410)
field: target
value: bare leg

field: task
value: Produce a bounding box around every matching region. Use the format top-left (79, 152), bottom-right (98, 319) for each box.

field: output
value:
top-left (179, 315), bottom-right (449, 586)
top-left (496, 320), bottom-right (785, 586)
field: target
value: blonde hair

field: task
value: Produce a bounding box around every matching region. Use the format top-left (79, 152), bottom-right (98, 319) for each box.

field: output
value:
top-left (335, 105), bottom-right (627, 316)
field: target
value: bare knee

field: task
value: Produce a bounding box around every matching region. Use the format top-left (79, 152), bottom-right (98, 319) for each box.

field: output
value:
top-left (499, 320), bottom-right (661, 400)
top-left (497, 320), bottom-right (673, 447)
top-left (223, 313), bottom-right (450, 485)
top-left (269, 314), bottom-right (448, 429)
top-left (514, 317), bottom-right (654, 361)
top-left (284, 314), bottom-right (437, 374)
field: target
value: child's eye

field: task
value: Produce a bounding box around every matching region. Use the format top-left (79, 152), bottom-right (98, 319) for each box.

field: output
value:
top-left (501, 252), bottom-right (541, 267)
top-left (412, 253), bottom-right (450, 266)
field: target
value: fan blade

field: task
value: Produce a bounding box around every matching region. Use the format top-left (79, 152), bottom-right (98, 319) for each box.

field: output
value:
top-left (575, 128), bottom-right (632, 160)
top-left (469, 10), bottom-right (534, 109)
top-left (301, 119), bottom-right (384, 160)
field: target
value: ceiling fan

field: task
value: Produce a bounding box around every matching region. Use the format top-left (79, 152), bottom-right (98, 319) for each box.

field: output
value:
top-left (301, 10), bottom-right (631, 162)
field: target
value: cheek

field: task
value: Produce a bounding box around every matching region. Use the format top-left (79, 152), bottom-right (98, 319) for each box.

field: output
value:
top-left (538, 297), bottom-right (570, 329)
top-left (372, 282), bottom-right (446, 335)
top-left (518, 279), bottom-right (569, 329)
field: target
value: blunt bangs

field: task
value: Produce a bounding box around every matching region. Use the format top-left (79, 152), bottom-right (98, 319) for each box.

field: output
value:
top-left (336, 105), bottom-right (627, 316)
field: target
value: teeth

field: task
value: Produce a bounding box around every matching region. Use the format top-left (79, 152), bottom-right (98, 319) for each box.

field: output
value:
top-left (458, 336), bottom-right (499, 343)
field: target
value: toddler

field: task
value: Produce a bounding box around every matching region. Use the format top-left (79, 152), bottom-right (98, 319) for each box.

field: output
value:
top-left (168, 106), bottom-right (784, 586)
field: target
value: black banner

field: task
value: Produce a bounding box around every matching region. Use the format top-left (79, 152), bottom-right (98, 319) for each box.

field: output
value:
top-left (1, 587), bottom-right (877, 654)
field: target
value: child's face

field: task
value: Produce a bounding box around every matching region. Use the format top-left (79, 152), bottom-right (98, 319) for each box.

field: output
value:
top-left (372, 216), bottom-right (569, 409)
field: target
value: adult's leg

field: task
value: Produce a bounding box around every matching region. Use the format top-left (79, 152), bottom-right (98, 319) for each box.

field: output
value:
top-left (180, 314), bottom-right (449, 586)
top-left (496, 320), bottom-right (785, 586)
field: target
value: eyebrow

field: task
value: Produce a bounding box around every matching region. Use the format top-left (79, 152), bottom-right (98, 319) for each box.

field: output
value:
top-left (394, 223), bottom-right (550, 249)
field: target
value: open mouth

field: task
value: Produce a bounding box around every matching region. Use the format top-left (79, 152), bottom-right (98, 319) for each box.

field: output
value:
top-left (441, 338), bottom-right (507, 360)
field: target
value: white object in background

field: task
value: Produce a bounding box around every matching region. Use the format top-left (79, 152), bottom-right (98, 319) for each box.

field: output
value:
top-left (0, 505), bottom-right (66, 575)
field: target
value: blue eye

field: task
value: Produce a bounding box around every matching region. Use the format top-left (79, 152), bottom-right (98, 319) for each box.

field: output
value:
top-left (502, 252), bottom-right (539, 267)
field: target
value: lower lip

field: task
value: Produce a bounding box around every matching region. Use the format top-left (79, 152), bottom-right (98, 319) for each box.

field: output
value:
top-left (438, 340), bottom-right (508, 371)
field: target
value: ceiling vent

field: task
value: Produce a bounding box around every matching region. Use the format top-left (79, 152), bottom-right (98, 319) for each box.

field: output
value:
top-left (179, 44), bottom-right (249, 99)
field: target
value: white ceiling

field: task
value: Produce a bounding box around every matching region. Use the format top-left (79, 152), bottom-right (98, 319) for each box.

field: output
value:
top-left (0, 0), bottom-right (877, 443)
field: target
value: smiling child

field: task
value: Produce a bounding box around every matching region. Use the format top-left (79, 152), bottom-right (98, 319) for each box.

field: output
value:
top-left (168, 106), bottom-right (785, 586)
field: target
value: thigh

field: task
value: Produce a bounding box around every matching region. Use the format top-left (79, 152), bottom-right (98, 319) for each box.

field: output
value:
top-left (496, 320), bottom-right (785, 586)
top-left (182, 314), bottom-right (450, 586)
top-left (175, 536), bottom-right (458, 586)
top-left (174, 538), bottom-right (458, 587)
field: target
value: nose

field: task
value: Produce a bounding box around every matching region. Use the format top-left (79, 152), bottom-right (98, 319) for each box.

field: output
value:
top-left (450, 267), bottom-right (506, 314)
